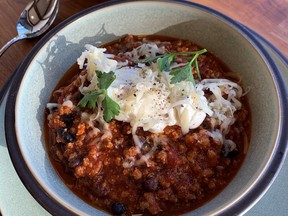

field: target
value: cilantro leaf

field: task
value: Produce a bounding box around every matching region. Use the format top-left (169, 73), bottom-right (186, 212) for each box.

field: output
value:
top-left (102, 92), bottom-right (120, 122)
top-left (169, 67), bottom-right (185, 84)
top-left (170, 64), bottom-right (195, 85)
top-left (78, 91), bottom-right (102, 109)
top-left (96, 71), bottom-right (116, 90)
top-left (78, 71), bottom-right (120, 122)
top-left (139, 49), bottom-right (207, 85)
top-left (157, 54), bottom-right (176, 72)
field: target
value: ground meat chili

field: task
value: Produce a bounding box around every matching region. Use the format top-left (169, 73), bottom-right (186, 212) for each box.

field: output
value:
top-left (45, 35), bottom-right (251, 215)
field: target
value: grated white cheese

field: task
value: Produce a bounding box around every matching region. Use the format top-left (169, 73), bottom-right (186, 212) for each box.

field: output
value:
top-left (126, 42), bottom-right (165, 60)
top-left (46, 103), bottom-right (58, 112)
top-left (62, 99), bottom-right (74, 109)
top-left (71, 43), bottom-right (244, 167)
top-left (77, 44), bottom-right (117, 81)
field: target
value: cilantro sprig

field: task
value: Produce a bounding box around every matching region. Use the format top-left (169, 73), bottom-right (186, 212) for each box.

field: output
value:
top-left (78, 71), bottom-right (120, 122)
top-left (139, 49), bottom-right (207, 85)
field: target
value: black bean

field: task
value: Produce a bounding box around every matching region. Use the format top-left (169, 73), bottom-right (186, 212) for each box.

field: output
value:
top-left (68, 157), bottom-right (82, 168)
top-left (63, 131), bottom-right (75, 143)
top-left (57, 128), bottom-right (75, 143)
top-left (60, 113), bottom-right (74, 128)
top-left (111, 202), bottom-right (126, 215)
top-left (143, 177), bottom-right (158, 192)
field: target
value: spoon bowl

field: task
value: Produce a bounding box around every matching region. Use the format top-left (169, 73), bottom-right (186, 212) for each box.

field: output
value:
top-left (0, 0), bottom-right (59, 57)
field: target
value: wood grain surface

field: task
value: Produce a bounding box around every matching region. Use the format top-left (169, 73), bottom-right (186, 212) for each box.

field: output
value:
top-left (0, 0), bottom-right (288, 90)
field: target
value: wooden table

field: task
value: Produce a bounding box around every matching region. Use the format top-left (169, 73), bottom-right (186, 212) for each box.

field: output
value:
top-left (1, 0), bottom-right (288, 90)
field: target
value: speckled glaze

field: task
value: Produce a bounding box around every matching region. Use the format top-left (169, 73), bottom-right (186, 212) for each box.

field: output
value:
top-left (5, 1), bottom-right (288, 215)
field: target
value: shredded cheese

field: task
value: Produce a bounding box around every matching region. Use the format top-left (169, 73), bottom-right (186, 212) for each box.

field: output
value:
top-left (64, 42), bottom-right (244, 167)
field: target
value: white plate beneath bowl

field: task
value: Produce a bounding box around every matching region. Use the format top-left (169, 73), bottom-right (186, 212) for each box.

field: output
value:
top-left (0, 28), bottom-right (287, 216)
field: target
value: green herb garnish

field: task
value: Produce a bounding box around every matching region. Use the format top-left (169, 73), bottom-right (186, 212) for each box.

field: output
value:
top-left (78, 71), bottom-right (120, 122)
top-left (139, 49), bottom-right (207, 85)
top-left (77, 91), bottom-right (102, 110)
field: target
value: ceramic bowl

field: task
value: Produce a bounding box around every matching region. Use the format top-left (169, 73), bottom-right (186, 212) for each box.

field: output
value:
top-left (5, 0), bottom-right (288, 215)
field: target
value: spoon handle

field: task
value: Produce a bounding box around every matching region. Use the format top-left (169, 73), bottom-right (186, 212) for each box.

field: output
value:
top-left (0, 36), bottom-right (23, 57)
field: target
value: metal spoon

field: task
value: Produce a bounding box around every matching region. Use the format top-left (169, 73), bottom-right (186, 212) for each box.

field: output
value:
top-left (0, 0), bottom-right (60, 57)
top-left (0, 0), bottom-right (59, 105)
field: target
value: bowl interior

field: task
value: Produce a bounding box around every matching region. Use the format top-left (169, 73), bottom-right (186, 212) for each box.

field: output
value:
top-left (13, 1), bottom-right (280, 215)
